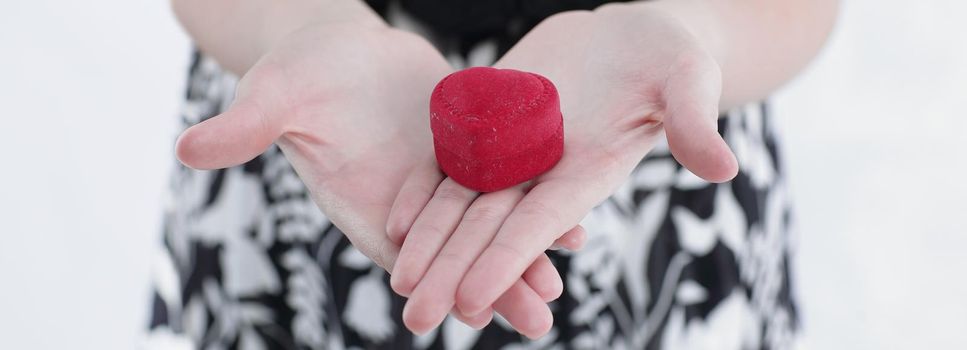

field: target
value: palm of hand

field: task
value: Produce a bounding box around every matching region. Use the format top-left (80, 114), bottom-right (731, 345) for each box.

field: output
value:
top-left (269, 26), bottom-right (448, 268)
top-left (500, 9), bottom-right (737, 190)
top-left (390, 8), bottom-right (740, 323)
top-left (179, 24), bottom-right (447, 267)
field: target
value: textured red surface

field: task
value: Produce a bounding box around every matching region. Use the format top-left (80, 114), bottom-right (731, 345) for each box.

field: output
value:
top-left (430, 67), bottom-right (564, 192)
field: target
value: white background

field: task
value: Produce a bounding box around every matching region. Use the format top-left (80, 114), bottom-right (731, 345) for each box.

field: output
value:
top-left (1, 0), bottom-right (964, 349)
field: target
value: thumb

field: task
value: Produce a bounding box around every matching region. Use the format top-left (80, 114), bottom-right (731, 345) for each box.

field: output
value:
top-left (662, 54), bottom-right (738, 183)
top-left (176, 94), bottom-right (283, 170)
top-left (176, 63), bottom-right (289, 170)
top-left (176, 100), bottom-right (282, 170)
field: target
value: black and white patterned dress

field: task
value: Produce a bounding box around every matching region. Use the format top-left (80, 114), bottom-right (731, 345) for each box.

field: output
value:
top-left (147, 1), bottom-right (800, 349)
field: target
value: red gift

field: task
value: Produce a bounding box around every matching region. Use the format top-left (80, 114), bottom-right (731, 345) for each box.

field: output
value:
top-left (430, 67), bottom-right (564, 192)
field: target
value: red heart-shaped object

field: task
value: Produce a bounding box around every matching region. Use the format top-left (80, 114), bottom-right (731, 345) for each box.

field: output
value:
top-left (430, 67), bottom-right (564, 192)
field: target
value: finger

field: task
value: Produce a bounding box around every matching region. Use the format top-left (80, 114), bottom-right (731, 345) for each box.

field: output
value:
top-left (175, 65), bottom-right (287, 170)
top-left (662, 52), bottom-right (738, 183)
top-left (386, 156), bottom-right (445, 245)
top-left (449, 307), bottom-right (493, 331)
top-left (523, 254), bottom-right (563, 303)
top-left (408, 278), bottom-right (556, 338)
top-left (492, 280), bottom-right (554, 339)
top-left (176, 99), bottom-right (282, 170)
top-left (390, 178), bottom-right (478, 296)
top-left (549, 225), bottom-right (587, 251)
top-left (456, 180), bottom-right (600, 315)
top-left (406, 264), bottom-right (561, 335)
top-left (405, 281), bottom-right (553, 337)
top-left (401, 187), bottom-right (526, 332)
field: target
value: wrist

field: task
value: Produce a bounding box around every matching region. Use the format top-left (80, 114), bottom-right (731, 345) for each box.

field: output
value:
top-left (253, 1), bottom-right (387, 61)
top-left (600, 0), bottom-right (729, 69)
top-left (173, 0), bottom-right (387, 75)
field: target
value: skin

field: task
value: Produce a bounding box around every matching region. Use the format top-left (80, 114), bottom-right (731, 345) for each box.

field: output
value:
top-left (390, 0), bottom-right (838, 337)
top-left (172, 0), bottom-right (839, 339)
top-left (171, 0), bottom-right (583, 337)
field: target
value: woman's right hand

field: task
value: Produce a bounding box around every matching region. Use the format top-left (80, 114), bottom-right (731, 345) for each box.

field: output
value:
top-left (175, 22), bottom-right (446, 271)
top-left (173, 21), bottom-right (570, 336)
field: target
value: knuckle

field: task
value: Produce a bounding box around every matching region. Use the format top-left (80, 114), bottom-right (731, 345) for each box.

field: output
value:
top-left (515, 200), bottom-right (562, 227)
top-left (399, 185), bottom-right (433, 208)
top-left (490, 241), bottom-right (527, 264)
top-left (435, 251), bottom-right (469, 266)
top-left (411, 223), bottom-right (449, 240)
top-left (434, 182), bottom-right (474, 202)
top-left (462, 205), bottom-right (504, 225)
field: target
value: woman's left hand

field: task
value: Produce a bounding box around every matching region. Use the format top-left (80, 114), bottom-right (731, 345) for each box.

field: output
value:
top-left (389, 4), bottom-right (740, 335)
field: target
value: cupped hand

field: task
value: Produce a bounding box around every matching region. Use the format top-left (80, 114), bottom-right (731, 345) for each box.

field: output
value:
top-left (388, 4), bottom-right (739, 337)
top-left (173, 22), bottom-right (571, 335)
